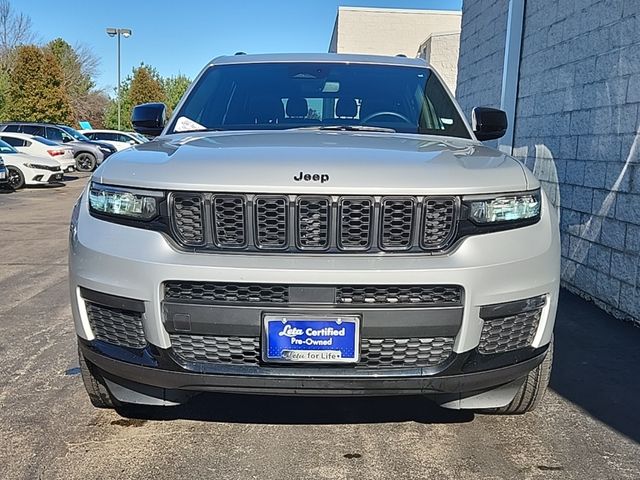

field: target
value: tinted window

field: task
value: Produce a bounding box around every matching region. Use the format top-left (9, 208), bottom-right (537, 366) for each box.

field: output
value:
top-left (3, 125), bottom-right (20, 132)
top-left (32, 136), bottom-right (59, 146)
top-left (22, 125), bottom-right (45, 136)
top-left (46, 126), bottom-right (64, 142)
top-left (0, 136), bottom-right (25, 147)
top-left (116, 134), bottom-right (133, 143)
top-left (0, 139), bottom-right (18, 153)
top-left (60, 126), bottom-right (90, 141)
top-left (171, 63), bottom-right (470, 138)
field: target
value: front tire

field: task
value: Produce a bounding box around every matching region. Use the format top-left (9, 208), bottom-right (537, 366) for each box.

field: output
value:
top-left (75, 152), bottom-right (96, 172)
top-left (482, 339), bottom-right (553, 415)
top-left (78, 349), bottom-right (116, 409)
top-left (7, 167), bottom-right (25, 189)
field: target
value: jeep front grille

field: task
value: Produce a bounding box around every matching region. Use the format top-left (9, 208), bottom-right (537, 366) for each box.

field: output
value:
top-left (171, 193), bottom-right (205, 246)
top-left (167, 193), bottom-right (458, 253)
top-left (164, 281), bottom-right (463, 307)
top-left (170, 334), bottom-right (454, 369)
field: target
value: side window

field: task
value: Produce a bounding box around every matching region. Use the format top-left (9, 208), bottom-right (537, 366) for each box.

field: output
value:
top-left (84, 133), bottom-right (96, 140)
top-left (22, 125), bottom-right (45, 136)
top-left (46, 127), bottom-right (64, 142)
top-left (116, 134), bottom-right (132, 143)
top-left (103, 133), bottom-right (118, 141)
top-left (4, 125), bottom-right (20, 132)
top-left (1, 136), bottom-right (25, 147)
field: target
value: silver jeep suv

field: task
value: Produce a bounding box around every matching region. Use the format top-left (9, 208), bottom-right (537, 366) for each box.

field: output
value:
top-left (69, 54), bottom-right (559, 414)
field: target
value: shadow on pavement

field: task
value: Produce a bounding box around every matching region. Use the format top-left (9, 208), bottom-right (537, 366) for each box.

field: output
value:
top-left (117, 393), bottom-right (474, 425)
top-left (551, 289), bottom-right (640, 444)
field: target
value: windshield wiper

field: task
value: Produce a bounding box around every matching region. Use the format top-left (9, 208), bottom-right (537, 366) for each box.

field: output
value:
top-left (291, 125), bottom-right (396, 133)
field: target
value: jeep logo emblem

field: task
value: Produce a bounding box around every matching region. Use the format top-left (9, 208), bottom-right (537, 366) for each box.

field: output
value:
top-left (293, 171), bottom-right (329, 183)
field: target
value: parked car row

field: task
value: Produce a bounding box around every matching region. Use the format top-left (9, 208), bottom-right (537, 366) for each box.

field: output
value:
top-left (0, 122), bottom-right (148, 191)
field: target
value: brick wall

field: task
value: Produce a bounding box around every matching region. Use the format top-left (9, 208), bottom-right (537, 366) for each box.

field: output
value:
top-left (455, 0), bottom-right (509, 115)
top-left (457, 0), bottom-right (640, 324)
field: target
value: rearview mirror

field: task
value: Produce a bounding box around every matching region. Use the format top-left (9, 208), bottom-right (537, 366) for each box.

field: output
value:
top-left (471, 107), bottom-right (507, 141)
top-left (131, 103), bottom-right (167, 137)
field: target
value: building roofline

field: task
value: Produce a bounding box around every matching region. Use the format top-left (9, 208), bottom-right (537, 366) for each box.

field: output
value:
top-left (337, 6), bottom-right (461, 15)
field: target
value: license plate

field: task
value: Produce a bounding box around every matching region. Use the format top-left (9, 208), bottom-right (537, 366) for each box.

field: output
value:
top-left (263, 315), bottom-right (360, 363)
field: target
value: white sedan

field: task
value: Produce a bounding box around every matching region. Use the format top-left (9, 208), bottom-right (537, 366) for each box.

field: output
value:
top-left (79, 129), bottom-right (148, 151)
top-left (0, 140), bottom-right (64, 189)
top-left (0, 132), bottom-right (76, 172)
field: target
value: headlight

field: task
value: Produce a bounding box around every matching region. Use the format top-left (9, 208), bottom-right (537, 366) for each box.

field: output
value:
top-left (89, 182), bottom-right (162, 221)
top-left (25, 163), bottom-right (56, 170)
top-left (466, 190), bottom-right (541, 224)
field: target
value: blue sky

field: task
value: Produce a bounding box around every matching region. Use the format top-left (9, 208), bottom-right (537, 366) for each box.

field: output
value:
top-left (24, 0), bottom-right (461, 95)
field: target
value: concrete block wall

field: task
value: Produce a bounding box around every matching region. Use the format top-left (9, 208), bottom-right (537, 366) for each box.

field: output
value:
top-left (457, 0), bottom-right (640, 324)
top-left (455, 0), bottom-right (509, 115)
top-left (513, 0), bottom-right (640, 323)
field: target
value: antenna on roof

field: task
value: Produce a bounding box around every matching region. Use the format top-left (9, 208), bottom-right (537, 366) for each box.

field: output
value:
top-left (234, 51), bottom-right (247, 55)
top-left (395, 54), bottom-right (407, 57)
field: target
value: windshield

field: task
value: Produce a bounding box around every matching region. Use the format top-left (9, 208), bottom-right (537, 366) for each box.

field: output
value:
top-left (60, 125), bottom-right (90, 141)
top-left (0, 139), bottom-right (17, 153)
top-left (169, 62), bottom-right (470, 138)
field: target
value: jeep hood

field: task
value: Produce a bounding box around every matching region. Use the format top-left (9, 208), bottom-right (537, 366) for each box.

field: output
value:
top-left (94, 130), bottom-right (533, 195)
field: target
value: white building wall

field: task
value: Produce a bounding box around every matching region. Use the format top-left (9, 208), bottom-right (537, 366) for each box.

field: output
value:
top-left (329, 7), bottom-right (461, 58)
top-left (418, 32), bottom-right (461, 92)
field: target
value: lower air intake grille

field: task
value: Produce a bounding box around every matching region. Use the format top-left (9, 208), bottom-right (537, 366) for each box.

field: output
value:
top-left (359, 337), bottom-right (454, 368)
top-left (170, 334), bottom-right (454, 369)
top-left (86, 302), bottom-right (146, 349)
top-left (478, 309), bottom-right (542, 354)
top-left (164, 281), bottom-right (289, 304)
top-left (170, 334), bottom-right (260, 365)
top-left (336, 285), bottom-right (463, 306)
top-left (164, 282), bottom-right (463, 307)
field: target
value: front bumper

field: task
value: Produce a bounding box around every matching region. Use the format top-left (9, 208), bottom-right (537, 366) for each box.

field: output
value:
top-left (25, 168), bottom-right (63, 185)
top-left (79, 337), bottom-right (549, 397)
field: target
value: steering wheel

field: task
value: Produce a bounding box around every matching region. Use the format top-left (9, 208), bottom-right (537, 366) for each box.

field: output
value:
top-left (361, 111), bottom-right (412, 124)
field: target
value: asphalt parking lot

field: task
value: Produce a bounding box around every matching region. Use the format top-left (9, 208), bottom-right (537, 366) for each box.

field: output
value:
top-left (1, 174), bottom-right (639, 480)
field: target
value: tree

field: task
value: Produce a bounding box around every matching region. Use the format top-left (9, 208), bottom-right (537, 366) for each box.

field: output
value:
top-left (129, 63), bottom-right (165, 106)
top-left (163, 74), bottom-right (191, 112)
top-left (46, 38), bottom-right (103, 125)
top-left (4, 45), bottom-right (72, 123)
top-left (0, 0), bottom-right (34, 117)
top-left (104, 64), bottom-right (167, 130)
top-left (0, 0), bottom-right (33, 69)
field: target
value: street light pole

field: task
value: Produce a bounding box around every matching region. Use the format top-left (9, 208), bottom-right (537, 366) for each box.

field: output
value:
top-left (106, 28), bottom-right (132, 130)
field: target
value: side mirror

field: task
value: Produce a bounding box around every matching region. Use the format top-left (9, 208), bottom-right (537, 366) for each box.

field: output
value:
top-left (131, 102), bottom-right (167, 137)
top-left (129, 139), bottom-right (136, 145)
top-left (471, 107), bottom-right (507, 141)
